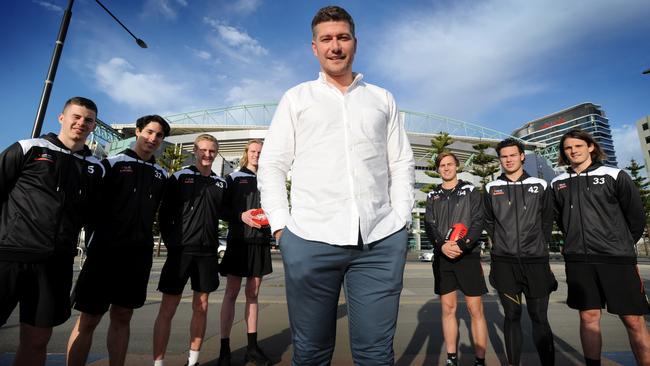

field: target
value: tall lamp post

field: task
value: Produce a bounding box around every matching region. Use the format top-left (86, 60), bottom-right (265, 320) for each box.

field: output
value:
top-left (31, 0), bottom-right (147, 138)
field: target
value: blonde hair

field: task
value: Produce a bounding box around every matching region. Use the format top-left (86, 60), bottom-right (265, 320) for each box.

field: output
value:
top-left (194, 134), bottom-right (218, 150)
top-left (240, 139), bottom-right (263, 168)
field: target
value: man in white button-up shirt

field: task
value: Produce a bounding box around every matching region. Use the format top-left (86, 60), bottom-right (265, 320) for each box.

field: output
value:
top-left (258, 6), bottom-right (415, 365)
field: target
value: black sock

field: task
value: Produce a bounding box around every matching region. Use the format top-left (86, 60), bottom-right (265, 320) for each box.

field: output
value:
top-left (474, 357), bottom-right (485, 365)
top-left (247, 332), bottom-right (258, 349)
top-left (585, 358), bottom-right (600, 366)
top-left (220, 337), bottom-right (230, 355)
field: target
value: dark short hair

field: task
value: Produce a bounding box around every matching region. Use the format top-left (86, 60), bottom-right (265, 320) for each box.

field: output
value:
top-left (557, 129), bottom-right (607, 166)
top-left (311, 6), bottom-right (355, 38)
top-left (63, 96), bottom-right (98, 115)
top-left (135, 115), bottom-right (171, 137)
top-left (496, 138), bottom-right (525, 156)
top-left (435, 151), bottom-right (459, 170)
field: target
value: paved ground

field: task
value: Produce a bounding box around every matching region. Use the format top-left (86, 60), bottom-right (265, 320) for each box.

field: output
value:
top-left (1, 255), bottom-right (649, 365)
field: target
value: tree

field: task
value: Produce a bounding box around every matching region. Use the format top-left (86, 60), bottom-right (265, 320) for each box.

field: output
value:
top-left (154, 145), bottom-right (189, 255)
top-left (469, 142), bottom-right (500, 189)
top-left (157, 144), bottom-right (189, 174)
top-left (626, 159), bottom-right (650, 256)
top-left (420, 132), bottom-right (454, 194)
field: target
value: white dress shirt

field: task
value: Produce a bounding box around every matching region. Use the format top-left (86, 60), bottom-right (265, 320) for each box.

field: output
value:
top-left (258, 73), bottom-right (415, 246)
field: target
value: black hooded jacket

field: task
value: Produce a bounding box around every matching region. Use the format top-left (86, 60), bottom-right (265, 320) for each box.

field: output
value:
top-left (159, 165), bottom-right (227, 254)
top-left (86, 148), bottom-right (167, 251)
top-left (485, 171), bottom-right (554, 263)
top-left (0, 133), bottom-right (104, 261)
top-left (225, 167), bottom-right (271, 245)
top-left (551, 162), bottom-right (645, 264)
top-left (424, 179), bottom-right (484, 264)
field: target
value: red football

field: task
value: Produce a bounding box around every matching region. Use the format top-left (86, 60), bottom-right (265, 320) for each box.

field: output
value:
top-left (250, 208), bottom-right (269, 227)
top-left (445, 223), bottom-right (468, 242)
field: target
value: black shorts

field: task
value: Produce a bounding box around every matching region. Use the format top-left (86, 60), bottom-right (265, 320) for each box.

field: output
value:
top-left (433, 256), bottom-right (487, 296)
top-left (72, 247), bottom-right (153, 315)
top-left (565, 262), bottom-right (650, 315)
top-left (0, 255), bottom-right (73, 327)
top-left (489, 260), bottom-right (557, 298)
top-left (158, 251), bottom-right (220, 295)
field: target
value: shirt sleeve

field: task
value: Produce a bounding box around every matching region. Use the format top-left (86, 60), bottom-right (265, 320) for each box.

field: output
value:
top-left (0, 142), bottom-right (25, 202)
top-left (541, 182), bottom-right (555, 246)
top-left (220, 174), bottom-right (236, 223)
top-left (158, 173), bottom-right (179, 247)
top-left (258, 92), bottom-right (295, 234)
top-left (457, 188), bottom-right (485, 253)
top-left (385, 91), bottom-right (415, 224)
top-left (483, 188), bottom-right (495, 242)
top-left (423, 193), bottom-right (444, 252)
top-left (616, 170), bottom-right (646, 244)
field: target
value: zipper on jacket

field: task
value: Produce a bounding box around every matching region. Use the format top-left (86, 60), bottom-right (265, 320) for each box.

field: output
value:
top-left (576, 173), bottom-right (589, 261)
top-left (513, 183), bottom-right (523, 265)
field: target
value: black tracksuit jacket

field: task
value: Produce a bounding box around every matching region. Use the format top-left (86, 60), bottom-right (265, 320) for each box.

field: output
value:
top-left (225, 167), bottom-right (271, 245)
top-left (424, 179), bottom-right (484, 264)
top-left (86, 148), bottom-right (167, 252)
top-left (0, 133), bottom-right (104, 261)
top-left (159, 165), bottom-right (227, 255)
top-left (485, 171), bottom-right (554, 263)
top-left (551, 162), bottom-right (645, 264)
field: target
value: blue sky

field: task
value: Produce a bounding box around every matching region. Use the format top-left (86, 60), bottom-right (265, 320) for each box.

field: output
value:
top-left (2, 0), bottom-right (650, 165)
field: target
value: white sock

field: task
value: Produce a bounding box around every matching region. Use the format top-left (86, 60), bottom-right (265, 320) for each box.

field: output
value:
top-left (154, 360), bottom-right (164, 366)
top-left (188, 350), bottom-right (200, 365)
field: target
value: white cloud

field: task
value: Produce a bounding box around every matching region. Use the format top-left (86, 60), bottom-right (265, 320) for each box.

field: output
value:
top-left (94, 57), bottom-right (187, 109)
top-left (142, 0), bottom-right (187, 20)
top-left (366, 0), bottom-right (650, 120)
top-left (229, 0), bottom-right (262, 14)
top-left (203, 18), bottom-right (268, 61)
top-left (33, 0), bottom-right (63, 13)
top-left (225, 64), bottom-right (295, 105)
top-left (612, 124), bottom-right (644, 167)
top-left (186, 46), bottom-right (212, 60)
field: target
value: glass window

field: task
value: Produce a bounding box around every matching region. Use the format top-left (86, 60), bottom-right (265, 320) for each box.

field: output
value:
top-left (643, 123), bottom-right (649, 130)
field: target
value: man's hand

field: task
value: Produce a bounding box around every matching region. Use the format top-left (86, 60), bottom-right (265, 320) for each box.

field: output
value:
top-left (241, 209), bottom-right (262, 229)
top-left (274, 229), bottom-right (284, 242)
top-left (441, 240), bottom-right (463, 259)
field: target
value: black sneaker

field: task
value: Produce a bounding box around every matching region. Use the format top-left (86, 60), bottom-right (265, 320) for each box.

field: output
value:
top-left (245, 346), bottom-right (271, 366)
top-left (446, 358), bottom-right (458, 366)
top-left (183, 363), bottom-right (199, 366)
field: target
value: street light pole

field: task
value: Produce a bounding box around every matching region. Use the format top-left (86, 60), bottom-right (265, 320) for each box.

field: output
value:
top-left (31, 0), bottom-right (147, 138)
top-left (32, 0), bottom-right (74, 138)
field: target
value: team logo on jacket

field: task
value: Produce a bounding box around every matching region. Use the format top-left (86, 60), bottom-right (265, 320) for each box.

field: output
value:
top-left (239, 179), bottom-right (249, 184)
top-left (556, 183), bottom-right (567, 190)
top-left (492, 188), bottom-right (505, 196)
top-left (34, 153), bottom-right (54, 163)
top-left (119, 166), bottom-right (134, 174)
top-left (183, 177), bottom-right (194, 184)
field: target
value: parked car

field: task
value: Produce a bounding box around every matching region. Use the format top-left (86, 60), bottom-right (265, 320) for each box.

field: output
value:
top-left (418, 249), bottom-right (434, 262)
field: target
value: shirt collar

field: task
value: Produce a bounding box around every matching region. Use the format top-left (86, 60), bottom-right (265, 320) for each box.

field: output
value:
top-left (317, 72), bottom-right (364, 90)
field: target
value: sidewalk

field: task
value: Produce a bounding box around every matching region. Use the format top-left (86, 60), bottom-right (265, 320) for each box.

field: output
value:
top-left (1, 257), bottom-right (648, 365)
